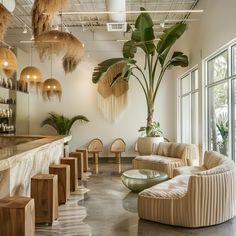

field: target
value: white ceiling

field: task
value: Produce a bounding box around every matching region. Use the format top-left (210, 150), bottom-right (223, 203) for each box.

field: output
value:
top-left (4, 0), bottom-right (200, 50)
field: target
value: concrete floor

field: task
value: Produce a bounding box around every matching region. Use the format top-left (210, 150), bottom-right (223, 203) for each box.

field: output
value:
top-left (81, 163), bottom-right (236, 236)
top-left (36, 162), bottom-right (236, 236)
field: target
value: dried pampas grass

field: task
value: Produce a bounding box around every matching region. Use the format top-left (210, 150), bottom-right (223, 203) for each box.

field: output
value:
top-left (35, 30), bottom-right (84, 73)
top-left (32, 0), bottom-right (69, 37)
top-left (0, 4), bottom-right (11, 42)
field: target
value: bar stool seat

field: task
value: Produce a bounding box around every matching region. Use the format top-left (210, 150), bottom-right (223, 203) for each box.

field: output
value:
top-left (31, 174), bottom-right (58, 224)
top-left (76, 148), bottom-right (89, 172)
top-left (69, 152), bottom-right (84, 180)
top-left (0, 196), bottom-right (35, 236)
top-left (60, 157), bottom-right (78, 192)
top-left (49, 164), bottom-right (70, 204)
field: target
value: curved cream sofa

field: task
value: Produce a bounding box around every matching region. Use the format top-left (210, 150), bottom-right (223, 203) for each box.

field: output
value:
top-left (133, 142), bottom-right (197, 178)
top-left (138, 151), bottom-right (236, 227)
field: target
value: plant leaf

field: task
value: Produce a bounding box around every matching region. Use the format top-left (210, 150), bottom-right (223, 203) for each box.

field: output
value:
top-left (131, 7), bottom-right (155, 54)
top-left (41, 113), bottom-right (89, 135)
top-left (123, 40), bottom-right (137, 58)
top-left (157, 23), bottom-right (187, 65)
top-left (167, 51), bottom-right (188, 69)
top-left (92, 58), bottom-right (127, 83)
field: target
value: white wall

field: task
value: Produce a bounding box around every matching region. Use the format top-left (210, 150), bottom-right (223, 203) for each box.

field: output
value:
top-left (26, 29), bottom-right (177, 156)
top-left (172, 0), bottom-right (236, 151)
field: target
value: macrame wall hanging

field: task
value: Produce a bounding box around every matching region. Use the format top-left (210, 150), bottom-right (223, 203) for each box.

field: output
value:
top-left (32, 0), bottom-right (84, 73)
top-left (97, 63), bottom-right (129, 122)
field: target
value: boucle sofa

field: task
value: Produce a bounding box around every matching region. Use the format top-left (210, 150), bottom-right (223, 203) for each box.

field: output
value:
top-left (138, 150), bottom-right (236, 228)
top-left (133, 142), bottom-right (197, 178)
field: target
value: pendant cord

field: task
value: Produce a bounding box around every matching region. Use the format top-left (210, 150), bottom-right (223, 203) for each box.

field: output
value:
top-left (50, 54), bottom-right (53, 78)
top-left (30, 45), bottom-right (32, 66)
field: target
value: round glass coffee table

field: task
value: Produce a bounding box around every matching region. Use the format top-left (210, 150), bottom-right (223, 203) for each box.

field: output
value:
top-left (121, 169), bottom-right (168, 192)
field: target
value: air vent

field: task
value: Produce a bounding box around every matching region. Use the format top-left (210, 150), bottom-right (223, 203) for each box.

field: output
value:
top-left (106, 22), bottom-right (127, 32)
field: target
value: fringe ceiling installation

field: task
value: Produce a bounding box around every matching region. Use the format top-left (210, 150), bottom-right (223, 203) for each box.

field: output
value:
top-left (97, 63), bottom-right (129, 122)
top-left (32, 0), bottom-right (69, 37)
top-left (32, 0), bottom-right (84, 73)
top-left (0, 3), bottom-right (11, 42)
top-left (35, 30), bottom-right (84, 73)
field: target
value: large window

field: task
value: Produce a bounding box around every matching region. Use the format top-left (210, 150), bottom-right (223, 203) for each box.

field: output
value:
top-left (179, 68), bottom-right (199, 144)
top-left (206, 46), bottom-right (236, 160)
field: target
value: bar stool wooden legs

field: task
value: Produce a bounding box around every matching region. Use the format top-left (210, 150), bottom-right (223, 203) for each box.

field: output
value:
top-left (49, 164), bottom-right (70, 204)
top-left (0, 196), bottom-right (35, 236)
top-left (76, 148), bottom-right (89, 172)
top-left (69, 152), bottom-right (84, 179)
top-left (31, 174), bottom-right (58, 224)
top-left (60, 158), bottom-right (78, 192)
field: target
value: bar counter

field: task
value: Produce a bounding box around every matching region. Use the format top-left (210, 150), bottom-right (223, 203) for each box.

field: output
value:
top-left (0, 135), bottom-right (71, 198)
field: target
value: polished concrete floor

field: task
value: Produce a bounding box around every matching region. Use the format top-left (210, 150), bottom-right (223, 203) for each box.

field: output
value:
top-left (37, 163), bottom-right (236, 236)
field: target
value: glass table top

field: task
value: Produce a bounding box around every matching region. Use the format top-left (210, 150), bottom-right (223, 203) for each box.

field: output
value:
top-left (122, 169), bottom-right (167, 180)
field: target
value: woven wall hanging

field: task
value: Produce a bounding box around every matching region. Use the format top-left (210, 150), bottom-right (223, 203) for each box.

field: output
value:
top-left (97, 63), bottom-right (129, 122)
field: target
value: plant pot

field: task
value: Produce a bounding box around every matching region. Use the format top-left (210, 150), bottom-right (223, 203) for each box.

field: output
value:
top-left (137, 137), bottom-right (164, 155)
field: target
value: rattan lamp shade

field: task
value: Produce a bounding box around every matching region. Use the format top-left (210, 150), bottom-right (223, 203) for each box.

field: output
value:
top-left (19, 66), bottom-right (43, 87)
top-left (42, 78), bottom-right (62, 101)
top-left (0, 47), bottom-right (17, 78)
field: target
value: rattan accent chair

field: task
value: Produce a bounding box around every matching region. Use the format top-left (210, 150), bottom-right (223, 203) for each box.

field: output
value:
top-left (110, 138), bottom-right (126, 163)
top-left (87, 138), bottom-right (103, 164)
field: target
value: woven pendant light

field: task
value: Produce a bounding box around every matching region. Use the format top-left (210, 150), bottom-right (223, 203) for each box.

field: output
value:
top-left (19, 66), bottom-right (43, 89)
top-left (42, 54), bottom-right (62, 101)
top-left (19, 47), bottom-right (43, 90)
top-left (42, 78), bottom-right (62, 101)
top-left (0, 47), bottom-right (17, 78)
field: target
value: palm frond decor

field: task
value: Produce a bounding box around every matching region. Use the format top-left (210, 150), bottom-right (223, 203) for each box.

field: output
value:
top-left (32, 0), bottom-right (69, 37)
top-left (41, 112), bottom-right (89, 135)
top-left (96, 62), bottom-right (129, 122)
top-left (35, 30), bottom-right (84, 73)
top-left (0, 4), bottom-right (11, 42)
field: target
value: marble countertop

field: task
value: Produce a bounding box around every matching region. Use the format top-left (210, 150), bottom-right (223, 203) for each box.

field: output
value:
top-left (0, 135), bottom-right (71, 171)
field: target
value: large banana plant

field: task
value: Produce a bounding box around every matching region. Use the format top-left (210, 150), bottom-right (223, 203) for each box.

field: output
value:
top-left (92, 7), bottom-right (188, 135)
top-left (41, 112), bottom-right (89, 135)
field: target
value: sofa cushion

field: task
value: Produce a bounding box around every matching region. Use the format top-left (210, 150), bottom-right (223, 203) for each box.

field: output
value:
top-left (139, 175), bottom-right (190, 199)
top-left (173, 166), bottom-right (206, 176)
top-left (135, 155), bottom-right (182, 164)
top-left (204, 151), bottom-right (228, 169)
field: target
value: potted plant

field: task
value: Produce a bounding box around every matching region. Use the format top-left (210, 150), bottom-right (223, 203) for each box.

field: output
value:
top-left (41, 112), bottom-right (89, 135)
top-left (138, 121), bottom-right (164, 155)
top-left (92, 8), bottom-right (188, 154)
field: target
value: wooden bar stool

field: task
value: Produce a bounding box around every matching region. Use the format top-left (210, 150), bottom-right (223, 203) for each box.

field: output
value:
top-left (69, 152), bottom-right (84, 179)
top-left (49, 164), bottom-right (70, 204)
top-left (31, 174), bottom-right (58, 224)
top-left (76, 148), bottom-right (89, 172)
top-left (60, 157), bottom-right (78, 191)
top-left (0, 196), bottom-right (35, 236)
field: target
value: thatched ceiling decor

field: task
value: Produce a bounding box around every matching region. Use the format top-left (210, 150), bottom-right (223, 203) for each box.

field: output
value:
top-left (42, 78), bottom-right (62, 101)
top-left (32, 0), bottom-right (69, 37)
top-left (19, 66), bottom-right (43, 90)
top-left (97, 63), bottom-right (129, 122)
top-left (0, 47), bottom-right (17, 78)
top-left (0, 4), bottom-right (12, 42)
top-left (35, 30), bottom-right (84, 73)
